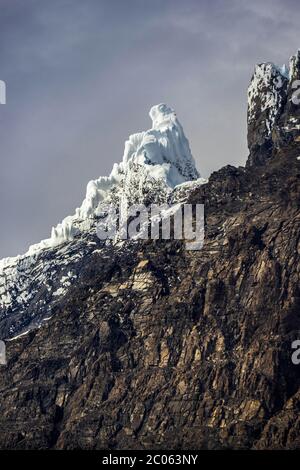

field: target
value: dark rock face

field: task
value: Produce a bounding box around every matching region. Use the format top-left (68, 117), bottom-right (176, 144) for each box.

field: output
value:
top-left (0, 137), bottom-right (300, 450)
top-left (1, 55), bottom-right (300, 450)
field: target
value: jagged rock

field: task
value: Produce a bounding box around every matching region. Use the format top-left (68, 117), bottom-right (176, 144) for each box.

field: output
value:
top-left (247, 51), bottom-right (300, 167)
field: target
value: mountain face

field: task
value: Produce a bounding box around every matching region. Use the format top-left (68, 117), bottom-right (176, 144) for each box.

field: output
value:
top-left (0, 54), bottom-right (300, 450)
top-left (0, 103), bottom-right (203, 340)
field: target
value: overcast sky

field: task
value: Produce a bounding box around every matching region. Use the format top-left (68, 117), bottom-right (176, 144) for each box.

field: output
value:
top-left (0, 0), bottom-right (299, 258)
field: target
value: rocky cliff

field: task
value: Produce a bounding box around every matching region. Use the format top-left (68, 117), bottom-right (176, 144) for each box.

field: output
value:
top-left (0, 54), bottom-right (300, 450)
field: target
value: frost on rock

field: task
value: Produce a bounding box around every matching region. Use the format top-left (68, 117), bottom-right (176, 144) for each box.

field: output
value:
top-left (248, 62), bottom-right (288, 139)
top-left (247, 50), bottom-right (300, 160)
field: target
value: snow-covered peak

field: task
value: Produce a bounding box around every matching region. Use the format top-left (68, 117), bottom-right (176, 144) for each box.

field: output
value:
top-left (79, 103), bottom-right (199, 220)
top-left (149, 103), bottom-right (176, 130)
top-left (0, 104), bottom-right (200, 270)
top-left (0, 103), bottom-right (205, 338)
top-left (122, 103), bottom-right (197, 182)
top-left (248, 63), bottom-right (288, 129)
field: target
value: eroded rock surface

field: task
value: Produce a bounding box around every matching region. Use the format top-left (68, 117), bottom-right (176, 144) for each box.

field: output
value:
top-left (0, 133), bottom-right (300, 449)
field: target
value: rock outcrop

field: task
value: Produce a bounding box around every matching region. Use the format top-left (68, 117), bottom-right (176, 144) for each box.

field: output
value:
top-left (247, 51), bottom-right (300, 166)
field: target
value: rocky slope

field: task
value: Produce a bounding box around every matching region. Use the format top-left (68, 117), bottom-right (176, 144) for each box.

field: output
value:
top-left (0, 54), bottom-right (300, 450)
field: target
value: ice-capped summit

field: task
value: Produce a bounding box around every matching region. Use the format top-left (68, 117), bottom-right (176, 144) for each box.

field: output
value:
top-left (0, 104), bottom-right (201, 269)
top-left (123, 103), bottom-right (197, 180)
top-left (72, 103), bottom-right (199, 222)
top-left (122, 103), bottom-right (199, 187)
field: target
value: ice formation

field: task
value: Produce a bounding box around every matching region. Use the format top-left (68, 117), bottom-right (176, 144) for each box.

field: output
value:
top-left (0, 104), bottom-right (200, 274)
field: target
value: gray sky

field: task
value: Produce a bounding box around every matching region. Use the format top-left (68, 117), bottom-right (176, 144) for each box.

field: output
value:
top-left (0, 0), bottom-right (299, 258)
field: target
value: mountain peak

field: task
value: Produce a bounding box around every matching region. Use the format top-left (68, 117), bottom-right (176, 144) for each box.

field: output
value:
top-left (0, 104), bottom-right (204, 334)
top-left (0, 104), bottom-right (200, 269)
top-left (247, 51), bottom-right (300, 166)
top-left (149, 103), bottom-right (176, 129)
top-left (122, 103), bottom-right (198, 187)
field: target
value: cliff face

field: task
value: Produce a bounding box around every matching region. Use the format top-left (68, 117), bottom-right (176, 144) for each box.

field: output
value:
top-left (0, 57), bottom-right (300, 450)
